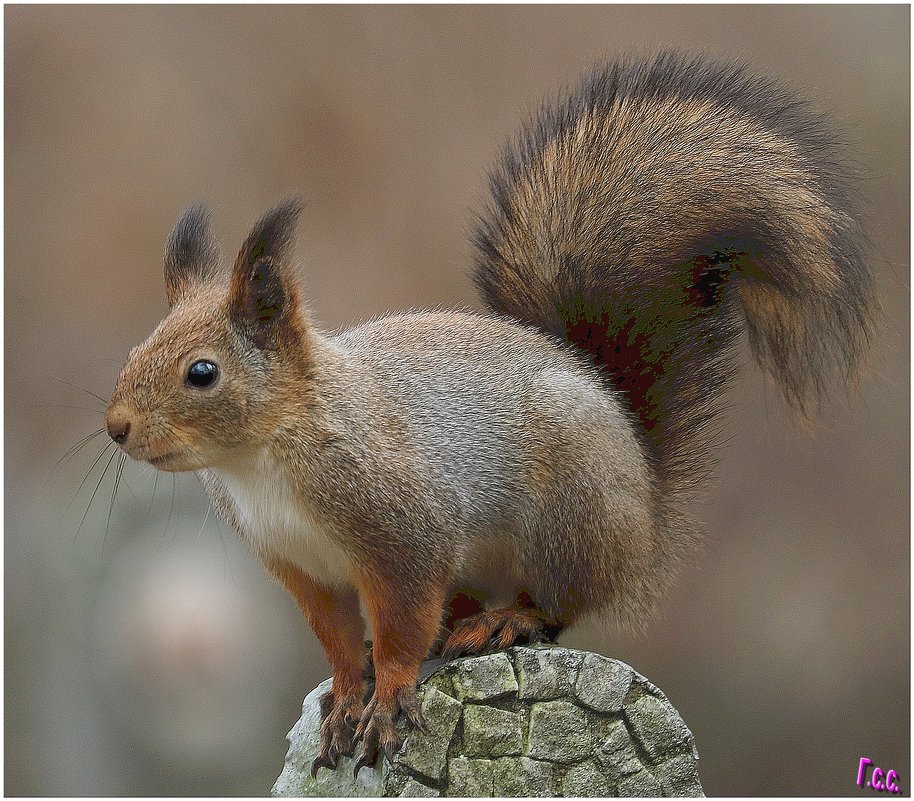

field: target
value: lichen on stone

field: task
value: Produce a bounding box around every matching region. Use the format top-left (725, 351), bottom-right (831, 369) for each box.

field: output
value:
top-left (574, 653), bottom-right (633, 713)
top-left (526, 699), bottom-right (590, 762)
top-left (462, 705), bottom-right (523, 757)
top-left (450, 652), bottom-right (518, 702)
top-left (513, 645), bottom-right (584, 700)
top-left (397, 687), bottom-right (463, 781)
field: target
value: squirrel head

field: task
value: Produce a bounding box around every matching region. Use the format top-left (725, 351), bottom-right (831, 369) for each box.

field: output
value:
top-left (106, 199), bottom-right (312, 472)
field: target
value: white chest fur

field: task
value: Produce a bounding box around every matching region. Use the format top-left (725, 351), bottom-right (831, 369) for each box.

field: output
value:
top-left (212, 449), bottom-right (353, 587)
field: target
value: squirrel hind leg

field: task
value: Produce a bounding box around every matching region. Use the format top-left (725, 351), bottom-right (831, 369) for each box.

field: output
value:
top-left (370, 590), bottom-right (486, 662)
top-left (441, 600), bottom-right (566, 660)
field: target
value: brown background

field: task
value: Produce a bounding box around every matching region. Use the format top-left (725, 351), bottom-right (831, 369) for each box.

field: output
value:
top-left (5, 4), bottom-right (909, 796)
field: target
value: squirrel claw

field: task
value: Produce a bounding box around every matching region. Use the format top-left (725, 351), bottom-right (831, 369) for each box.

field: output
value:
top-left (353, 743), bottom-right (378, 776)
top-left (396, 685), bottom-right (427, 734)
top-left (310, 752), bottom-right (337, 779)
top-left (312, 687), bottom-right (363, 775)
top-left (353, 692), bottom-right (406, 771)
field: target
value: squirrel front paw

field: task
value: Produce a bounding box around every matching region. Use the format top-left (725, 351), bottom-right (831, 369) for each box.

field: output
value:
top-left (310, 688), bottom-right (365, 778)
top-left (353, 685), bottom-right (426, 774)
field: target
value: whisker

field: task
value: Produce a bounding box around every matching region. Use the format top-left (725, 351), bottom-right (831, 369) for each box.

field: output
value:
top-left (52, 429), bottom-right (106, 477)
top-left (118, 474), bottom-right (140, 503)
top-left (104, 453), bottom-right (127, 543)
top-left (114, 457), bottom-right (140, 503)
top-left (32, 404), bottom-right (106, 415)
top-left (151, 426), bottom-right (216, 552)
top-left (217, 523), bottom-right (231, 581)
top-left (76, 447), bottom-right (119, 540)
top-left (193, 497), bottom-right (212, 544)
top-left (39, 372), bottom-right (109, 408)
top-left (148, 469), bottom-right (159, 516)
top-left (150, 471), bottom-right (169, 557)
top-left (164, 427), bottom-right (207, 472)
top-left (163, 472), bottom-right (176, 543)
top-left (190, 456), bottom-right (232, 578)
top-left (66, 440), bottom-right (115, 512)
top-left (158, 431), bottom-right (185, 542)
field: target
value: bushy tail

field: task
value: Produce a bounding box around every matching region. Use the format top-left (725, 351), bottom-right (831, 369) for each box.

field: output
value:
top-left (473, 52), bottom-right (875, 497)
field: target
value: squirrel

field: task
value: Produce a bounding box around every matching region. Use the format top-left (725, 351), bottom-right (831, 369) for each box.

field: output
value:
top-left (105, 52), bottom-right (874, 775)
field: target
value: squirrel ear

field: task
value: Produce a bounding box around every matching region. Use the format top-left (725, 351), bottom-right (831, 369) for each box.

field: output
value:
top-left (164, 203), bottom-right (220, 306)
top-left (228, 198), bottom-right (304, 349)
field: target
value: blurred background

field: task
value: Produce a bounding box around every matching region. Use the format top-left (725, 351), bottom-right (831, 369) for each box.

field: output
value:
top-left (5, 5), bottom-right (909, 796)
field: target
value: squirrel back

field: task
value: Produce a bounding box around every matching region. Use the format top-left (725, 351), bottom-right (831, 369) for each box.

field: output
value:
top-left (473, 52), bottom-right (875, 499)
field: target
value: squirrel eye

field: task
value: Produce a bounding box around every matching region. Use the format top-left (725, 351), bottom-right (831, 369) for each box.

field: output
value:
top-left (186, 360), bottom-right (219, 388)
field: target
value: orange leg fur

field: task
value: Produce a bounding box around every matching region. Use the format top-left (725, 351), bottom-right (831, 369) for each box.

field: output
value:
top-left (352, 570), bottom-right (447, 772)
top-left (268, 560), bottom-right (366, 776)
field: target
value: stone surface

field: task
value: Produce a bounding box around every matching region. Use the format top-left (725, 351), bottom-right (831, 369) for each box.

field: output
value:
top-left (625, 693), bottom-right (694, 761)
top-left (595, 719), bottom-right (644, 777)
top-left (562, 759), bottom-right (614, 796)
top-left (575, 652), bottom-right (633, 712)
top-left (491, 756), bottom-right (556, 797)
top-left (272, 645), bottom-right (703, 797)
top-left (447, 756), bottom-right (494, 796)
top-left (526, 700), bottom-right (590, 762)
top-left (450, 652), bottom-right (518, 701)
top-left (654, 753), bottom-right (705, 797)
top-left (617, 768), bottom-right (664, 797)
top-left (398, 687), bottom-right (463, 781)
top-left (398, 777), bottom-right (440, 797)
top-left (271, 677), bottom-right (386, 798)
top-left (462, 705), bottom-right (523, 757)
top-left (513, 646), bottom-right (584, 700)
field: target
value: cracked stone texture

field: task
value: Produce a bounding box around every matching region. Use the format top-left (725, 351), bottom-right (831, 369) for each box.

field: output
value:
top-left (272, 645), bottom-right (703, 797)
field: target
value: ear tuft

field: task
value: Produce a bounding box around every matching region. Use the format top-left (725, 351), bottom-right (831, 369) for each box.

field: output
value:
top-left (229, 198), bottom-right (305, 349)
top-left (164, 203), bottom-right (220, 306)
top-left (235, 197), bottom-right (304, 270)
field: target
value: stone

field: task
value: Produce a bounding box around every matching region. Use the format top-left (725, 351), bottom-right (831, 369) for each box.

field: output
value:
top-left (625, 693), bottom-right (692, 761)
top-left (491, 757), bottom-right (557, 797)
top-left (447, 756), bottom-right (494, 796)
top-left (462, 704), bottom-right (523, 757)
top-left (397, 687), bottom-right (463, 782)
top-left (595, 719), bottom-right (644, 777)
top-left (513, 645), bottom-right (584, 700)
top-left (526, 700), bottom-right (590, 763)
top-left (273, 648), bottom-right (703, 797)
top-left (574, 653), bottom-right (633, 713)
top-left (271, 678), bottom-right (386, 797)
top-left (450, 653), bottom-right (518, 701)
top-left (654, 753), bottom-right (704, 796)
top-left (617, 768), bottom-right (663, 797)
top-left (398, 777), bottom-right (440, 797)
top-left (422, 669), bottom-right (454, 698)
top-left (561, 759), bottom-right (614, 797)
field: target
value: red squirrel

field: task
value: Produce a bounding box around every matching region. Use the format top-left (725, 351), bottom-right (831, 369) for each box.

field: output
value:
top-left (105, 53), bottom-right (874, 774)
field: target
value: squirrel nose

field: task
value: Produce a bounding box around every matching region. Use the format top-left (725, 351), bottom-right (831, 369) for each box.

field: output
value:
top-left (106, 412), bottom-right (132, 444)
